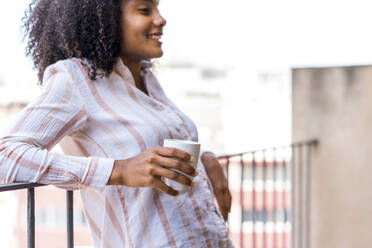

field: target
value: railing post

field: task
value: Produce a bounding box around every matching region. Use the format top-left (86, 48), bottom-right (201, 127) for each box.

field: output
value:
top-left (262, 153), bottom-right (267, 248)
top-left (27, 188), bottom-right (35, 248)
top-left (305, 144), bottom-right (312, 248)
top-left (290, 145), bottom-right (296, 248)
top-left (273, 149), bottom-right (278, 248)
top-left (67, 190), bottom-right (74, 248)
top-left (252, 153), bottom-right (257, 248)
top-left (283, 152), bottom-right (288, 248)
top-left (298, 144), bottom-right (303, 248)
top-left (240, 154), bottom-right (244, 248)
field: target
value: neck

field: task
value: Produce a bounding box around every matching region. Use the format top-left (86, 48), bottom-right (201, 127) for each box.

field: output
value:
top-left (121, 57), bottom-right (148, 95)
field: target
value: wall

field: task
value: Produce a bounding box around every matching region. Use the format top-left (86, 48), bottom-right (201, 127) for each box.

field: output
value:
top-left (292, 65), bottom-right (372, 248)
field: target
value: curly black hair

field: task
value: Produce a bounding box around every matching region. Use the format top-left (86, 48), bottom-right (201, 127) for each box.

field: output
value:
top-left (23, 0), bottom-right (122, 84)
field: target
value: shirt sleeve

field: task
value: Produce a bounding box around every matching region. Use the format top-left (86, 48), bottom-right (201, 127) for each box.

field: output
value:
top-left (0, 62), bottom-right (114, 191)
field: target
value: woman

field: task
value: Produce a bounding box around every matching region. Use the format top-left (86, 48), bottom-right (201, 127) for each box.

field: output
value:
top-left (0, 0), bottom-right (233, 247)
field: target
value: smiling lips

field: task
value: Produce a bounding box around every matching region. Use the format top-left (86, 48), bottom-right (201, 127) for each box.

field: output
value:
top-left (147, 33), bottom-right (162, 44)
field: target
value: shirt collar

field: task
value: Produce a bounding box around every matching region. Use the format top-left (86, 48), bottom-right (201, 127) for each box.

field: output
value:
top-left (114, 58), bottom-right (153, 86)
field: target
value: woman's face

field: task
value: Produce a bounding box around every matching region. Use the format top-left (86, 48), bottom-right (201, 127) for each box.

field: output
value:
top-left (120, 0), bottom-right (166, 63)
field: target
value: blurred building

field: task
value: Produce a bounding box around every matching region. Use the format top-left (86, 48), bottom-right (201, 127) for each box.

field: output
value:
top-left (156, 61), bottom-right (291, 154)
top-left (156, 61), bottom-right (226, 154)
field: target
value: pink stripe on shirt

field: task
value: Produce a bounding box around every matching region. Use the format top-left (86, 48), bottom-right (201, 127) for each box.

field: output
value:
top-left (45, 107), bottom-right (87, 149)
top-left (75, 61), bottom-right (147, 152)
top-left (104, 196), bottom-right (127, 245)
top-left (83, 157), bottom-right (98, 186)
top-left (189, 191), bottom-right (213, 248)
top-left (115, 187), bottom-right (134, 248)
top-left (36, 79), bottom-right (73, 134)
top-left (122, 79), bottom-right (175, 140)
top-left (77, 130), bottom-right (109, 157)
top-left (174, 197), bottom-right (198, 248)
top-left (153, 191), bottom-right (177, 248)
top-left (107, 78), bottom-right (164, 145)
top-left (0, 146), bottom-right (79, 182)
top-left (84, 209), bottom-right (112, 248)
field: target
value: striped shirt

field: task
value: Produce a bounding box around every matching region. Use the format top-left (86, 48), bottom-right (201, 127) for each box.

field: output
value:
top-left (0, 58), bottom-right (233, 248)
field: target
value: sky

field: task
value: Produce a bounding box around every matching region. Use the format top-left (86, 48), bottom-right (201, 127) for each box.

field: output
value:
top-left (160, 0), bottom-right (372, 68)
top-left (1, 0), bottom-right (372, 87)
top-left (0, 0), bottom-right (35, 87)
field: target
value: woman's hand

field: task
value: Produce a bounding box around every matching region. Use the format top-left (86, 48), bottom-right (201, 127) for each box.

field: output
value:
top-left (202, 152), bottom-right (232, 221)
top-left (108, 146), bottom-right (197, 196)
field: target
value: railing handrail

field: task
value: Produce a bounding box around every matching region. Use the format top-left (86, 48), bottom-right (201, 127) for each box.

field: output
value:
top-left (0, 182), bottom-right (45, 192)
top-left (217, 139), bottom-right (318, 159)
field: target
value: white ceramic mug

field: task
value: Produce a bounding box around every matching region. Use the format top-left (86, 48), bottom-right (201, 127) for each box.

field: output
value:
top-left (163, 139), bottom-right (201, 193)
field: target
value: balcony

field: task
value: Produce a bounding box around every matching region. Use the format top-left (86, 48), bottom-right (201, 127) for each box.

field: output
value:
top-left (0, 139), bottom-right (317, 248)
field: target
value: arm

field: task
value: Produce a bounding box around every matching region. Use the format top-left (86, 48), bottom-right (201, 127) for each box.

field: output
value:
top-left (201, 151), bottom-right (232, 221)
top-left (0, 63), bottom-right (113, 191)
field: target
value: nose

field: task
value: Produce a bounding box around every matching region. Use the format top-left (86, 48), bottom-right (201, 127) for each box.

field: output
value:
top-left (154, 13), bottom-right (166, 27)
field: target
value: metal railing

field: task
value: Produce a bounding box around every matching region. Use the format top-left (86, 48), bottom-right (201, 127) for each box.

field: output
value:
top-left (0, 139), bottom-right (317, 248)
top-left (0, 183), bottom-right (74, 248)
top-left (218, 139), bottom-right (318, 248)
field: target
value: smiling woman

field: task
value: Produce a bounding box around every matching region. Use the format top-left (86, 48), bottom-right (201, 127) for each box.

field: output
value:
top-left (0, 0), bottom-right (233, 247)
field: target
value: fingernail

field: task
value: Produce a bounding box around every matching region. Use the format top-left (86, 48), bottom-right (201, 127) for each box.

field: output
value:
top-left (189, 156), bottom-right (194, 162)
top-left (194, 171), bottom-right (198, 176)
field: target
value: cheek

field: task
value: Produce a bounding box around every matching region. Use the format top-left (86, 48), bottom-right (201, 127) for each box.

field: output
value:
top-left (123, 23), bottom-right (146, 41)
top-left (121, 30), bottom-right (137, 48)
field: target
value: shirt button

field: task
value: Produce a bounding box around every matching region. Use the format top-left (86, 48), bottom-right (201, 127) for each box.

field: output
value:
top-left (155, 104), bottom-right (163, 110)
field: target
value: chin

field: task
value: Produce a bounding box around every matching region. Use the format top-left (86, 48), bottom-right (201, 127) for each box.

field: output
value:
top-left (142, 49), bottom-right (163, 60)
top-left (152, 50), bottom-right (163, 59)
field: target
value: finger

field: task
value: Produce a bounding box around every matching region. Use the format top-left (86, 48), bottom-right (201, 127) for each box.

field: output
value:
top-left (151, 178), bottom-right (179, 196)
top-left (153, 166), bottom-right (194, 187)
top-left (220, 207), bottom-right (227, 221)
top-left (153, 154), bottom-right (196, 177)
top-left (215, 193), bottom-right (226, 212)
top-left (220, 189), bottom-right (230, 208)
top-left (217, 200), bottom-right (228, 221)
top-left (216, 190), bottom-right (231, 213)
top-left (216, 203), bottom-right (228, 221)
top-left (155, 146), bottom-right (193, 163)
top-left (226, 190), bottom-right (232, 212)
top-left (223, 211), bottom-right (228, 221)
top-left (223, 190), bottom-right (232, 213)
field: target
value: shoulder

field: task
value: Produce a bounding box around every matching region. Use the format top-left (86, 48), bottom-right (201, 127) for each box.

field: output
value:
top-left (43, 58), bottom-right (88, 80)
top-left (42, 58), bottom-right (90, 87)
top-left (40, 58), bottom-right (89, 106)
top-left (40, 58), bottom-right (91, 98)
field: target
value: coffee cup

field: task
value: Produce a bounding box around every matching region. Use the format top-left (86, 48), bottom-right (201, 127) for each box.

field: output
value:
top-left (163, 139), bottom-right (201, 193)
